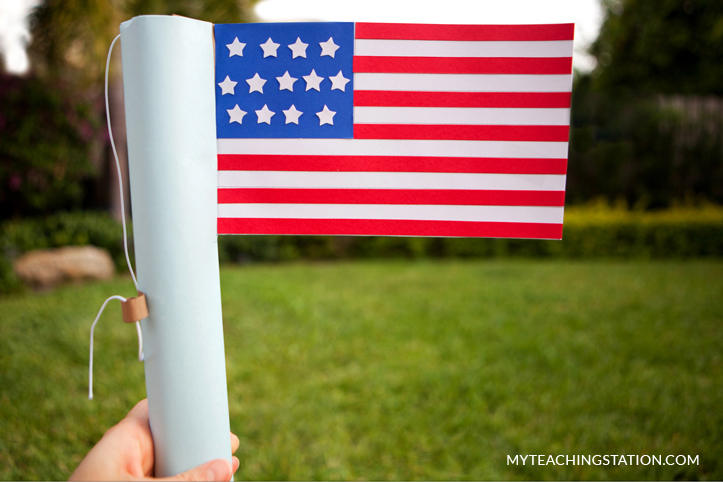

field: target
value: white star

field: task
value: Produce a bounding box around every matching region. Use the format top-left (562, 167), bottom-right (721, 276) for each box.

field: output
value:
top-left (329, 71), bottom-right (350, 92)
top-left (288, 37), bottom-right (308, 59)
top-left (260, 37), bottom-right (280, 58)
top-left (303, 69), bottom-right (324, 92)
top-left (218, 76), bottom-right (237, 95)
top-left (283, 105), bottom-right (303, 125)
top-left (319, 37), bottom-right (340, 58)
top-left (316, 105), bottom-right (336, 126)
top-left (276, 71), bottom-right (298, 92)
top-left (227, 105), bottom-right (246, 124)
top-left (226, 38), bottom-right (245, 57)
top-left (246, 73), bottom-right (266, 94)
top-left (256, 104), bottom-right (275, 124)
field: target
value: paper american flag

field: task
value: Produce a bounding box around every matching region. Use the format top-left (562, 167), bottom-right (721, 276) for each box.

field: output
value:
top-left (214, 22), bottom-right (573, 239)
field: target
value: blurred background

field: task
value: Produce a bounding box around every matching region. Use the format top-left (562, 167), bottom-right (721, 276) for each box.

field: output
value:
top-left (1, 0), bottom-right (722, 276)
top-left (1, 0), bottom-right (722, 480)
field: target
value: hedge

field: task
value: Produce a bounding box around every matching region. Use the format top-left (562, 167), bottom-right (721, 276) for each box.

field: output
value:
top-left (0, 212), bottom-right (131, 294)
top-left (1, 204), bottom-right (722, 294)
top-left (217, 202), bottom-right (723, 262)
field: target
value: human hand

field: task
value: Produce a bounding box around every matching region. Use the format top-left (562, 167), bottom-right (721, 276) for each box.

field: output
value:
top-left (69, 399), bottom-right (240, 481)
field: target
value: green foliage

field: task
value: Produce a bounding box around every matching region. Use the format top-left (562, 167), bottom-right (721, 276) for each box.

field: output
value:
top-left (583, 1), bottom-right (723, 208)
top-left (567, 74), bottom-right (723, 207)
top-left (1, 261), bottom-right (722, 479)
top-left (0, 74), bottom-right (101, 220)
top-left (28, 0), bottom-right (120, 85)
top-left (219, 235), bottom-right (321, 264)
top-left (0, 211), bottom-right (131, 274)
top-left (1, 205), bottom-right (720, 294)
top-left (591, 0), bottom-right (723, 95)
top-left (123, 0), bottom-right (258, 24)
top-left (561, 200), bottom-right (723, 257)
top-left (20, 0), bottom-right (263, 223)
top-left (29, 0), bottom-right (260, 85)
top-left (217, 203), bottom-right (723, 263)
top-left (0, 255), bottom-right (23, 295)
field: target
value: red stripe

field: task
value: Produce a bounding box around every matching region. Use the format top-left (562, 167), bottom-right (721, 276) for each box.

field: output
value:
top-left (354, 124), bottom-right (570, 142)
top-left (218, 218), bottom-right (563, 239)
top-left (354, 23), bottom-right (575, 41)
top-left (217, 155), bottom-right (568, 175)
top-left (353, 56), bottom-right (572, 75)
top-left (354, 91), bottom-right (572, 108)
top-left (218, 188), bottom-right (565, 206)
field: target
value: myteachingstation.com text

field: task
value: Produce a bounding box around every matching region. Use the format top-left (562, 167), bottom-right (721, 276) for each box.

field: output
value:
top-left (507, 454), bottom-right (699, 466)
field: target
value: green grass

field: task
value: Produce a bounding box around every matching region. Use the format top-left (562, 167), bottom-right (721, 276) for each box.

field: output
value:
top-left (1, 260), bottom-right (722, 480)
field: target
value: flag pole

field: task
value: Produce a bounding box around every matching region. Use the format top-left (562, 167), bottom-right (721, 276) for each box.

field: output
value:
top-left (120, 15), bottom-right (231, 477)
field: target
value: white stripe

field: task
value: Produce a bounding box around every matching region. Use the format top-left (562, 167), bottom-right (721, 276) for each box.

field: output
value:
top-left (354, 73), bottom-right (573, 92)
top-left (218, 203), bottom-right (564, 224)
top-left (217, 138), bottom-right (569, 159)
top-left (354, 107), bottom-right (570, 126)
top-left (218, 171), bottom-right (567, 191)
top-left (355, 39), bottom-right (574, 58)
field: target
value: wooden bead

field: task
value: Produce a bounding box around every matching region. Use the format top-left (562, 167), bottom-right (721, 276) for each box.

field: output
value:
top-left (121, 292), bottom-right (149, 323)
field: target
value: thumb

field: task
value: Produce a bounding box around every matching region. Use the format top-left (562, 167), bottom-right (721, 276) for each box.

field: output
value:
top-left (161, 459), bottom-right (233, 482)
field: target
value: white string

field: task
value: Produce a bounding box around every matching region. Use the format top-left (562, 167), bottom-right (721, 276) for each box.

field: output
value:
top-left (88, 33), bottom-right (145, 401)
top-left (89, 295), bottom-right (126, 400)
top-left (105, 34), bottom-right (138, 292)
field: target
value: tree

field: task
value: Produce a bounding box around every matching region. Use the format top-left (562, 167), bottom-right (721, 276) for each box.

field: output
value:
top-left (124, 0), bottom-right (257, 26)
top-left (29, 0), bottom-right (258, 86)
top-left (20, 0), bottom-right (260, 220)
top-left (590, 0), bottom-right (723, 95)
top-left (28, 0), bottom-right (120, 87)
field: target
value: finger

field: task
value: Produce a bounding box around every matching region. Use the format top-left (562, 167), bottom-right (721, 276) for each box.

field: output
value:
top-left (126, 399), bottom-right (149, 421)
top-left (117, 399), bottom-right (154, 476)
top-left (232, 456), bottom-right (239, 474)
top-left (230, 433), bottom-right (239, 454)
top-left (159, 459), bottom-right (232, 482)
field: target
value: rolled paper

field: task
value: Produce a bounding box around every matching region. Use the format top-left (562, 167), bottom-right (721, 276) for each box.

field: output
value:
top-left (120, 292), bottom-right (149, 323)
top-left (120, 15), bottom-right (231, 477)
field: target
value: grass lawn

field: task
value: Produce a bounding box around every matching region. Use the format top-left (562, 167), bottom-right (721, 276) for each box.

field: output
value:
top-left (0, 260), bottom-right (722, 480)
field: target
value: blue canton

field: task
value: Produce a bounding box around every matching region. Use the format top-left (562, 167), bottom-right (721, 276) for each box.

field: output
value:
top-left (215, 22), bottom-right (354, 139)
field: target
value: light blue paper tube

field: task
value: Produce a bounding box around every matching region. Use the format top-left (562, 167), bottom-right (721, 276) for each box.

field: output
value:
top-left (120, 15), bottom-right (231, 477)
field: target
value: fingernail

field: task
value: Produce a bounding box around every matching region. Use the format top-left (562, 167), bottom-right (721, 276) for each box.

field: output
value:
top-left (205, 459), bottom-right (232, 481)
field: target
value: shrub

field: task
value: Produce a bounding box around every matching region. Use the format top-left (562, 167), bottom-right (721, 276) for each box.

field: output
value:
top-left (0, 74), bottom-right (102, 220)
top-left (0, 255), bottom-right (23, 295)
top-left (559, 200), bottom-right (723, 258)
top-left (216, 202), bottom-right (723, 263)
top-left (3, 204), bottom-right (720, 295)
top-left (0, 211), bottom-right (131, 272)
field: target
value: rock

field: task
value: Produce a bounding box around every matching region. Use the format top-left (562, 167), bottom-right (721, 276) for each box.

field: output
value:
top-left (13, 246), bottom-right (115, 290)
